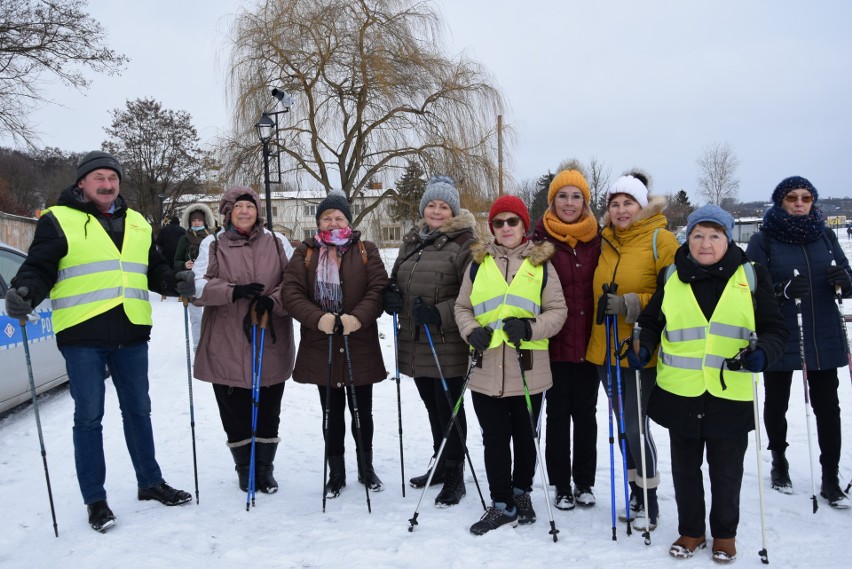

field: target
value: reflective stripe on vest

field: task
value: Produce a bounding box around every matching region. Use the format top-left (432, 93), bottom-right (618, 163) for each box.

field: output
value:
top-left (48, 206), bottom-right (153, 333)
top-left (656, 263), bottom-right (756, 401)
top-left (469, 255), bottom-right (548, 350)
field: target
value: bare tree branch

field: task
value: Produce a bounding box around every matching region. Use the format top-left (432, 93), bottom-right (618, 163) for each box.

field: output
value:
top-left (696, 141), bottom-right (740, 205)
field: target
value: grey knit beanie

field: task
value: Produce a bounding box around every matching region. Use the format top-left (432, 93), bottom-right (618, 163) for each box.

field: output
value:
top-left (315, 189), bottom-right (353, 224)
top-left (419, 175), bottom-right (460, 218)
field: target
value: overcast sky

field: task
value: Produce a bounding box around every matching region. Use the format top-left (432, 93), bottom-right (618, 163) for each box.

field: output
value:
top-left (5, 0), bottom-right (851, 204)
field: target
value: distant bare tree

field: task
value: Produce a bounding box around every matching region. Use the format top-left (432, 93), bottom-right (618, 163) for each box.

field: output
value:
top-left (586, 156), bottom-right (611, 218)
top-left (696, 142), bottom-right (740, 205)
top-left (0, 0), bottom-right (128, 144)
top-left (225, 0), bottom-right (507, 226)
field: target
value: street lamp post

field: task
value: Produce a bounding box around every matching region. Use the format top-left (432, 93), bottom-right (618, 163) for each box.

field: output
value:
top-left (255, 113), bottom-right (275, 231)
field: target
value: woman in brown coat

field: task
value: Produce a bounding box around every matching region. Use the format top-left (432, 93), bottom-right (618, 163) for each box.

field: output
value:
top-left (455, 195), bottom-right (567, 535)
top-left (281, 190), bottom-right (388, 498)
top-left (192, 186), bottom-right (295, 494)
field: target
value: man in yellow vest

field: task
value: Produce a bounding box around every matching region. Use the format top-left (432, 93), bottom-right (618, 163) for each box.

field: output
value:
top-left (4, 151), bottom-right (196, 533)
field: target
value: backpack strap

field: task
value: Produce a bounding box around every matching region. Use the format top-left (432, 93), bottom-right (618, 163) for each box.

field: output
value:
top-left (652, 228), bottom-right (660, 262)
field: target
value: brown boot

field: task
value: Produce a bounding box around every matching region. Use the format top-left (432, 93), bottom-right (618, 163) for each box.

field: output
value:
top-left (669, 535), bottom-right (707, 559)
top-left (712, 537), bottom-right (737, 563)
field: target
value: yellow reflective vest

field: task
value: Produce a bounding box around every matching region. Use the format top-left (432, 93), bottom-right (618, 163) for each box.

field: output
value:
top-left (48, 206), bottom-right (153, 333)
top-left (656, 264), bottom-right (755, 401)
top-left (469, 255), bottom-right (548, 350)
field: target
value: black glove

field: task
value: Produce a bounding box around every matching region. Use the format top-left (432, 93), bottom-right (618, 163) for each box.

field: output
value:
top-left (827, 265), bottom-right (852, 290)
top-left (252, 295), bottom-right (274, 318)
top-left (741, 348), bottom-right (767, 372)
top-left (777, 274), bottom-right (809, 300)
top-left (627, 346), bottom-right (651, 370)
top-left (5, 286), bottom-right (32, 319)
top-left (502, 317), bottom-right (532, 346)
top-left (174, 270), bottom-right (196, 297)
top-left (412, 298), bottom-right (441, 326)
top-left (232, 282), bottom-right (264, 301)
top-left (468, 326), bottom-right (493, 353)
top-left (383, 281), bottom-right (403, 315)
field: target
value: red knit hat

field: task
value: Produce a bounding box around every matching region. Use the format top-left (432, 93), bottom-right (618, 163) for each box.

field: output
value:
top-left (488, 194), bottom-right (530, 234)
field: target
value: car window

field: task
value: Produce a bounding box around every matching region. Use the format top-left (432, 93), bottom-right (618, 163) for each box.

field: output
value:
top-left (0, 247), bottom-right (25, 296)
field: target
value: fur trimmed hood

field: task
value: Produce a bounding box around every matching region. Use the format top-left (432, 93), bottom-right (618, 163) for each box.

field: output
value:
top-left (180, 202), bottom-right (216, 229)
top-left (471, 238), bottom-right (555, 267)
top-left (599, 194), bottom-right (666, 228)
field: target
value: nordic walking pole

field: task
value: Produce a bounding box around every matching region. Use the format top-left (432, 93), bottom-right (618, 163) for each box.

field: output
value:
top-left (181, 297), bottom-right (199, 504)
top-left (603, 303), bottom-right (618, 541)
top-left (409, 351), bottom-right (479, 532)
top-left (393, 312), bottom-right (405, 497)
top-left (322, 334), bottom-right (333, 512)
top-left (513, 344), bottom-right (559, 542)
top-left (828, 261), bottom-right (852, 493)
top-left (19, 316), bottom-right (59, 537)
top-left (343, 333), bottom-right (372, 514)
top-left (631, 323), bottom-right (651, 545)
top-left (422, 323), bottom-right (487, 510)
top-left (793, 269), bottom-right (819, 514)
top-left (610, 314), bottom-right (633, 537)
top-left (745, 332), bottom-right (770, 564)
top-left (246, 305), bottom-right (269, 510)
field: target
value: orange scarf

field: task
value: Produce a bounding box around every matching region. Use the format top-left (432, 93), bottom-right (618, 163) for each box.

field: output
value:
top-left (542, 208), bottom-right (599, 248)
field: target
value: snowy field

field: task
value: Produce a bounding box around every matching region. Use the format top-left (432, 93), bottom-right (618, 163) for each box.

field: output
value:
top-left (1, 243), bottom-right (852, 568)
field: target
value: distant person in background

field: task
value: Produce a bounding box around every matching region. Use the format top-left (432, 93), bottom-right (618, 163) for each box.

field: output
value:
top-left (745, 175), bottom-right (852, 509)
top-left (174, 203), bottom-right (216, 350)
top-left (157, 216), bottom-right (185, 295)
top-left (846, 225), bottom-right (851, 240)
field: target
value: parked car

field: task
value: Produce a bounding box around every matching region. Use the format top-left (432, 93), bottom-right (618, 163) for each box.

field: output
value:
top-left (0, 240), bottom-right (67, 415)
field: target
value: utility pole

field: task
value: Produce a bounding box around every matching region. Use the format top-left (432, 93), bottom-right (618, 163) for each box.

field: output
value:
top-left (497, 114), bottom-right (504, 197)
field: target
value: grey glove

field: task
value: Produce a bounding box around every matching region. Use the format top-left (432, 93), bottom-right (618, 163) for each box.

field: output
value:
top-left (175, 271), bottom-right (196, 297)
top-left (5, 286), bottom-right (33, 319)
top-left (605, 293), bottom-right (627, 316)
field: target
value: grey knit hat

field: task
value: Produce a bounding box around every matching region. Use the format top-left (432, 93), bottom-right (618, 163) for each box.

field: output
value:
top-left (686, 204), bottom-right (735, 243)
top-left (315, 189), bottom-right (353, 224)
top-left (419, 175), bottom-right (460, 218)
top-left (76, 151), bottom-right (123, 183)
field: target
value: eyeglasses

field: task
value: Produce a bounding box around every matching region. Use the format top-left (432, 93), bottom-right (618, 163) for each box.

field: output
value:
top-left (784, 193), bottom-right (813, 204)
top-left (490, 217), bottom-right (522, 229)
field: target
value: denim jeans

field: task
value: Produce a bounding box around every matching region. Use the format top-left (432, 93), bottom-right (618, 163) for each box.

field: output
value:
top-left (60, 342), bottom-right (164, 504)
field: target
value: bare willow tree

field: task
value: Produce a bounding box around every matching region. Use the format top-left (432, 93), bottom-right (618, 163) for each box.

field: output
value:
top-left (0, 0), bottom-right (128, 144)
top-left (225, 0), bottom-right (507, 224)
top-left (696, 141), bottom-right (740, 205)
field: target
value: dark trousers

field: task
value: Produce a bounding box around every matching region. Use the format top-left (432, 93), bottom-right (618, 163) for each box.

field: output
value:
top-left (414, 376), bottom-right (467, 462)
top-left (471, 391), bottom-right (542, 508)
top-left (213, 383), bottom-right (285, 443)
top-left (317, 384), bottom-right (374, 456)
top-left (763, 369), bottom-right (841, 472)
top-left (545, 361), bottom-right (599, 490)
top-left (669, 430), bottom-right (748, 539)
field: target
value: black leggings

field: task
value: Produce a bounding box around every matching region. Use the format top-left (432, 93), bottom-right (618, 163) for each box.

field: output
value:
top-left (414, 376), bottom-right (467, 462)
top-left (212, 383), bottom-right (285, 444)
top-left (317, 384), bottom-right (374, 456)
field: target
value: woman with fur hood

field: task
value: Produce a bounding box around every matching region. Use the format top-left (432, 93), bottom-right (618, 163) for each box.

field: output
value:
top-left (173, 202), bottom-right (216, 350)
top-left (191, 186), bottom-right (295, 495)
top-left (585, 171), bottom-right (679, 528)
top-left (383, 175), bottom-right (476, 506)
top-left (454, 195), bottom-right (567, 535)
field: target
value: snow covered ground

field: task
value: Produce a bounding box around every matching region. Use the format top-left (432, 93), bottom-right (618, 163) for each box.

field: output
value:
top-left (1, 245), bottom-right (852, 568)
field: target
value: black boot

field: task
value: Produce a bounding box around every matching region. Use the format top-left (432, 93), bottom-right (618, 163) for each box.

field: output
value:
top-left (255, 440), bottom-right (279, 494)
top-left (229, 443), bottom-right (252, 492)
top-left (770, 450), bottom-right (793, 494)
top-left (357, 450), bottom-right (384, 492)
top-left (325, 455), bottom-right (346, 499)
top-left (410, 457), bottom-right (445, 489)
top-left (435, 459), bottom-right (466, 507)
top-left (821, 469), bottom-right (851, 509)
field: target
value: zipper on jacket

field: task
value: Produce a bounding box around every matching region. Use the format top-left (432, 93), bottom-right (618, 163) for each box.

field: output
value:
top-left (801, 244), bottom-right (821, 370)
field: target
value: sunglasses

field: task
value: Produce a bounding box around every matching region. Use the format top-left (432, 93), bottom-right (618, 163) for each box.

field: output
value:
top-left (490, 217), bottom-right (522, 229)
top-left (784, 193), bottom-right (813, 204)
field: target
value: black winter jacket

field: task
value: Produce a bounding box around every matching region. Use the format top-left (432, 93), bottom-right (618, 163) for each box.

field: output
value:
top-left (11, 185), bottom-right (180, 347)
top-left (637, 243), bottom-right (788, 438)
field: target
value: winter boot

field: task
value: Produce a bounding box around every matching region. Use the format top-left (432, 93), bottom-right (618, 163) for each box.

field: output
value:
top-left (470, 502), bottom-right (519, 535)
top-left (574, 485), bottom-right (596, 507)
top-left (410, 457), bottom-right (446, 489)
top-left (87, 500), bottom-right (116, 533)
top-left (554, 487), bottom-right (575, 510)
top-left (633, 487), bottom-right (659, 531)
top-left (435, 459), bottom-right (466, 507)
top-left (254, 439), bottom-right (279, 494)
top-left (357, 450), bottom-right (384, 492)
top-left (770, 450), bottom-right (793, 494)
top-left (820, 469), bottom-right (851, 509)
top-left (229, 442), bottom-right (252, 492)
top-left (325, 455), bottom-right (346, 498)
top-left (513, 489), bottom-right (536, 525)
top-left (619, 481), bottom-right (643, 522)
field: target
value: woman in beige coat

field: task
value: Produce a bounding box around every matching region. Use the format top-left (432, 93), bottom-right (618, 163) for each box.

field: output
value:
top-left (455, 195), bottom-right (567, 535)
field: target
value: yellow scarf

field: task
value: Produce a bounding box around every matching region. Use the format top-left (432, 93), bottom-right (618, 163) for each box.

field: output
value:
top-left (542, 208), bottom-right (599, 248)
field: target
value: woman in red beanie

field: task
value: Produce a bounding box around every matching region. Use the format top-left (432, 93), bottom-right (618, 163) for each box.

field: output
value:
top-left (454, 194), bottom-right (567, 535)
